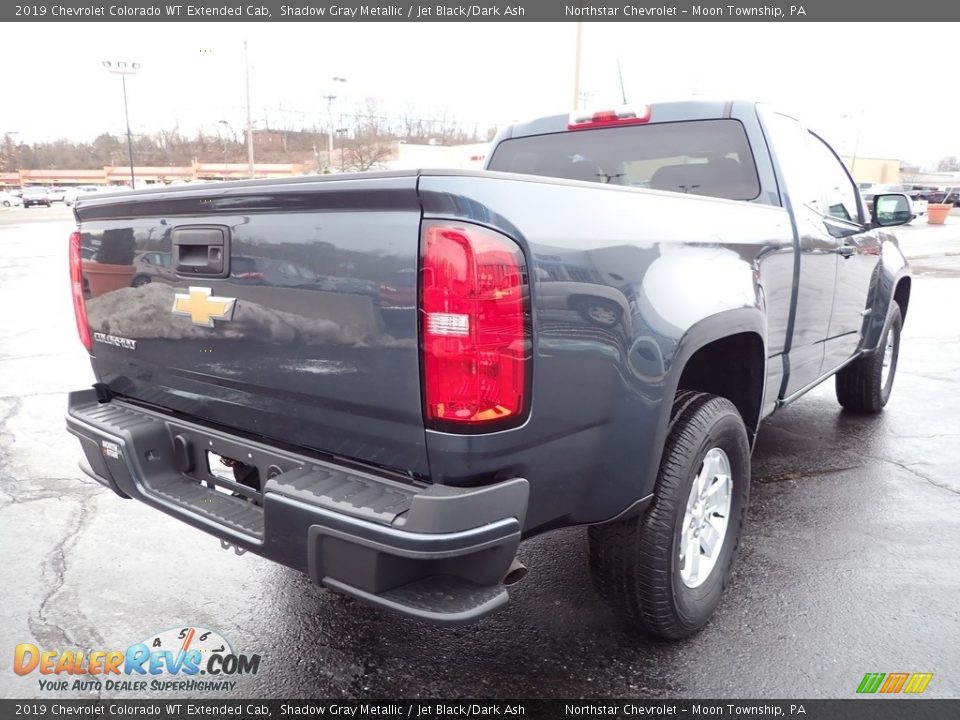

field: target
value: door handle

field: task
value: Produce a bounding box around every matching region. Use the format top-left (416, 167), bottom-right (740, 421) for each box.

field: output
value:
top-left (172, 226), bottom-right (230, 277)
top-left (838, 244), bottom-right (856, 258)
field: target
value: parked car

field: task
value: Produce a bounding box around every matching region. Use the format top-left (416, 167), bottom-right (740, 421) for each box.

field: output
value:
top-left (47, 187), bottom-right (68, 203)
top-left (66, 100), bottom-right (912, 639)
top-left (21, 187), bottom-right (52, 207)
top-left (0, 191), bottom-right (22, 207)
top-left (230, 255), bottom-right (322, 286)
top-left (862, 184), bottom-right (927, 220)
top-left (64, 186), bottom-right (103, 206)
top-left (927, 188), bottom-right (960, 206)
top-left (131, 251), bottom-right (176, 287)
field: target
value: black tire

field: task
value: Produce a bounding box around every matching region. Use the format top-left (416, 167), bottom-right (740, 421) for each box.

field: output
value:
top-left (574, 297), bottom-right (623, 327)
top-left (835, 302), bottom-right (901, 413)
top-left (588, 391), bottom-right (750, 639)
top-left (130, 274), bottom-right (151, 288)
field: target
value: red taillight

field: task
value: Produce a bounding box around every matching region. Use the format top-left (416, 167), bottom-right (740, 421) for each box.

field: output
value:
top-left (567, 105), bottom-right (651, 130)
top-left (69, 231), bottom-right (92, 350)
top-left (420, 222), bottom-right (528, 428)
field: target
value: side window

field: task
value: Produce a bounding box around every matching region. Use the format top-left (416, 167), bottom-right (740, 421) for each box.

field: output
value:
top-left (808, 133), bottom-right (861, 223)
top-left (759, 111), bottom-right (820, 212)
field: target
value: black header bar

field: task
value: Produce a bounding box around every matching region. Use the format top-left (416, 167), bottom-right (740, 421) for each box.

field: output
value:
top-left (5, 0), bottom-right (960, 22)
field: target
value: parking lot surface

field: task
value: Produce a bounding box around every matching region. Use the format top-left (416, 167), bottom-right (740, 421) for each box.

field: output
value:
top-left (1, 205), bottom-right (959, 699)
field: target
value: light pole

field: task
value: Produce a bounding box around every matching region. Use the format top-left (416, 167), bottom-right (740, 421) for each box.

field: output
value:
top-left (323, 94), bottom-right (336, 169)
top-left (572, 22), bottom-right (583, 109)
top-left (218, 120), bottom-right (233, 180)
top-left (244, 40), bottom-right (255, 178)
top-left (325, 76), bottom-right (347, 171)
top-left (842, 109), bottom-right (865, 179)
top-left (102, 60), bottom-right (140, 187)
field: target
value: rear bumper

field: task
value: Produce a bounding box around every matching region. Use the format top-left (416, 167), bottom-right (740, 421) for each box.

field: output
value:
top-left (66, 388), bottom-right (528, 625)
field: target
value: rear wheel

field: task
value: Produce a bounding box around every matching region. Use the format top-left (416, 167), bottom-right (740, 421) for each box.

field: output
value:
top-left (574, 297), bottom-right (622, 327)
top-left (588, 391), bottom-right (750, 638)
top-left (835, 302), bottom-right (901, 413)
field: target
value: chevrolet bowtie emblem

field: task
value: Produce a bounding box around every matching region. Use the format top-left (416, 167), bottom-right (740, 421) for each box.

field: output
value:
top-left (172, 287), bottom-right (237, 327)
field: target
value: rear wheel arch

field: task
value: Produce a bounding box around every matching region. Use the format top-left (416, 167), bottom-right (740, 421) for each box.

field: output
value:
top-left (671, 324), bottom-right (767, 438)
top-left (893, 276), bottom-right (910, 325)
top-left (599, 310), bottom-right (767, 522)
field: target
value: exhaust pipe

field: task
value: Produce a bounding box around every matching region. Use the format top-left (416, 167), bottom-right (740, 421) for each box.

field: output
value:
top-left (502, 558), bottom-right (528, 586)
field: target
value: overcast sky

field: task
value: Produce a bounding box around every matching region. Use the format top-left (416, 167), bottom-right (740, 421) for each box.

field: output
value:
top-left (2, 22), bottom-right (957, 168)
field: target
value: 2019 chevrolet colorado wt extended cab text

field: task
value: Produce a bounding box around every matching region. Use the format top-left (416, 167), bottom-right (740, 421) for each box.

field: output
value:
top-left (66, 101), bottom-right (913, 638)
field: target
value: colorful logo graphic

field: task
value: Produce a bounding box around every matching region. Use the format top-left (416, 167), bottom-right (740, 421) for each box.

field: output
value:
top-left (856, 672), bottom-right (933, 694)
top-left (13, 626), bottom-right (260, 693)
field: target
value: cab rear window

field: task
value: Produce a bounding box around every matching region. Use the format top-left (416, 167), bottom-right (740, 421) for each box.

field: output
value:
top-left (487, 119), bottom-right (760, 202)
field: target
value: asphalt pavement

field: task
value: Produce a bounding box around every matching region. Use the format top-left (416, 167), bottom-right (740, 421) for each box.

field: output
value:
top-left (1, 204), bottom-right (959, 699)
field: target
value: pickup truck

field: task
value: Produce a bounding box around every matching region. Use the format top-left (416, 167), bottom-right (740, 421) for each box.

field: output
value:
top-left (66, 100), bottom-right (913, 638)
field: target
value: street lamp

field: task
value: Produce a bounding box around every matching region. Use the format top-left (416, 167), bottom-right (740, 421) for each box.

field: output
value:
top-left (572, 22), bottom-right (583, 109)
top-left (243, 40), bottom-right (255, 178)
top-left (325, 76), bottom-right (347, 171)
top-left (842, 109), bottom-right (866, 179)
top-left (102, 60), bottom-right (140, 187)
top-left (218, 120), bottom-right (233, 180)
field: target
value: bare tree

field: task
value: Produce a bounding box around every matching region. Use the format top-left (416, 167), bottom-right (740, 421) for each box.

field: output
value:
top-left (900, 164), bottom-right (921, 184)
top-left (1, 134), bottom-right (21, 172)
top-left (340, 132), bottom-right (393, 171)
top-left (0, 103), bottom-right (491, 175)
top-left (936, 155), bottom-right (960, 172)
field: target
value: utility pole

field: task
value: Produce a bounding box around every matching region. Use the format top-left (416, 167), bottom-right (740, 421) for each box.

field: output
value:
top-left (328, 76), bottom-right (347, 171)
top-left (572, 22), bottom-right (583, 109)
top-left (323, 94), bottom-right (337, 169)
top-left (102, 60), bottom-right (140, 187)
top-left (616, 58), bottom-right (628, 105)
top-left (218, 120), bottom-right (232, 180)
top-left (244, 40), bottom-right (255, 178)
top-left (843, 109), bottom-right (865, 179)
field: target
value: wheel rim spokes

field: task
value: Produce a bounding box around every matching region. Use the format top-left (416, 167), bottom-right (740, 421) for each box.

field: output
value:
top-left (680, 447), bottom-right (733, 588)
top-left (881, 330), bottom-right (896, 387)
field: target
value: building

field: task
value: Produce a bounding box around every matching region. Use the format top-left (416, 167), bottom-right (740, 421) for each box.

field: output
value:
top-left (900, 170), bottom-right (960, 188)
top-left (841, 156), bottom-right (901, 184)
top-left (0, 162), bottom-right (310, 189)
top-left (384, 142), bottom-right (490, 171)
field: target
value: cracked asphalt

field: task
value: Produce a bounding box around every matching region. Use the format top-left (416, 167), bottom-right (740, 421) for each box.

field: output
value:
top-left (1, 205), bottom-right (959, 700)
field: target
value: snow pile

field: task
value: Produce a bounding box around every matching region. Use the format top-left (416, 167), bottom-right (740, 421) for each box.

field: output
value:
top-left (85, 283), bottom-right (413, 348)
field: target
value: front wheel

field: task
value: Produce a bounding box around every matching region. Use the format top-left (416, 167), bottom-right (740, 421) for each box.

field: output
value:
top-left (835, 302), bottom-right (901, 413)
top-left (588, 391), bottom-right (750, 638)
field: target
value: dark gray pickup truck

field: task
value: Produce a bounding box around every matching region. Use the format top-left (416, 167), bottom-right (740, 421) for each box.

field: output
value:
top-left (66, 100), bottom-right (912, 638)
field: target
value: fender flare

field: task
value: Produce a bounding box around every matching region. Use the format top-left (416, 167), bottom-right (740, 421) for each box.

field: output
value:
top-left (862, 266), bottom-right (910, 354)
top-left (628, 307), bottom-right (768, 509)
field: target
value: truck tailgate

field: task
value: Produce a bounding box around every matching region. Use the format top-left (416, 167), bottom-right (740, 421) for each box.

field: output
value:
top-left (74, 175), bottom-right (428, 477)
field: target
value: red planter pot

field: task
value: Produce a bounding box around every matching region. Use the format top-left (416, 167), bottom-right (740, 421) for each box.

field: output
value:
top-left (81, 260), bottom-right (135, 298)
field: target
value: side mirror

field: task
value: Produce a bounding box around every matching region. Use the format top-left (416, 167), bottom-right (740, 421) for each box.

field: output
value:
top-left (872, 193), bottom-right (913, 227)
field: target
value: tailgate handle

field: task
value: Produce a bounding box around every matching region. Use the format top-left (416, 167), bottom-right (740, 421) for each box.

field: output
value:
top-left (172, 226), bottom-right (230, 278)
